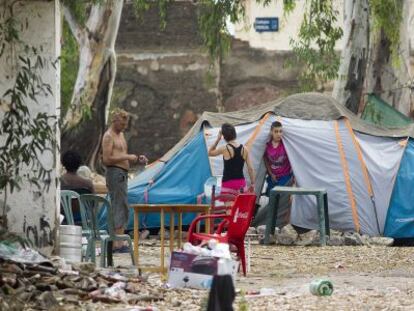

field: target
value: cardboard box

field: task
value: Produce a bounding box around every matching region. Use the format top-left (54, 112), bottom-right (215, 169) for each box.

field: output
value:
top-left (167, 251), bottom-right (238, 290)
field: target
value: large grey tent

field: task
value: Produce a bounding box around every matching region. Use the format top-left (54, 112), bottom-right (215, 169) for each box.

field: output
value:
top-left (123, 93), bottom-right (414, 238)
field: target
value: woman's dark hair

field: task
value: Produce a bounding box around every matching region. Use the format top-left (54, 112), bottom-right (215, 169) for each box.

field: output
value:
top-left (62, 151), bottom-right (82, 173)
top-left (221, 123), bottom-right (237, 142)
top-left (271, 121), bottom-right (282, 129)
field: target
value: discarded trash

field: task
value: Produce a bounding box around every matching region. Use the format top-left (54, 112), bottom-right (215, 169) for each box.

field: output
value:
top-left (245, 288), bottom-right (276, 297)
top-left (260, 288), bottom-right (276, 295)
top-left (309, 279), bottom-right (334, 296)
top-left (0, 243), bottom-right (160, 309)
top-left (104, 281), bottom-right (127, 300)
top-left (140, 229), bottom-right (150, 240)
top-left (182, 240), bottom-right (231, 259)
top-left (0, 242), bottom-right (49, 264)
top-left (168, 251), bottom-right (238, 289)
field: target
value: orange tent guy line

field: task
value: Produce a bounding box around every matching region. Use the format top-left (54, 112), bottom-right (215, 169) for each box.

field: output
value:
top-left (245, 113), bottom-right (271, 151)
top-left (344, 119), bottom-right (373, 197)
top-left (334, 121), bottom-right (361, 233)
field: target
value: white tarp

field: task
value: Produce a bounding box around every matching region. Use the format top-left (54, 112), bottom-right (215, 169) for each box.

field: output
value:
top-left (203, 116), bottom-right (403, 236)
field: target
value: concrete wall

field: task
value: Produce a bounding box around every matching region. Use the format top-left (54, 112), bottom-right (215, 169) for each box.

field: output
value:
top-left (233, 0), bottom-right (345, 51)
top-left (0, 0), bottom-right (60, 254)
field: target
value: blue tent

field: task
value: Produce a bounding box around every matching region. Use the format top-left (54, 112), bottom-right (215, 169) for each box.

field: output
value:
top-left (100, 131), bottom-right (212, 230)
top-left (384, 139), bottom-right (414, 238)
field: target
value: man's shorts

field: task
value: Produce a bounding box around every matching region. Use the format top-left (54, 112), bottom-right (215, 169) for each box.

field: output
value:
top-left (106, 166), bottom-right (129, 230)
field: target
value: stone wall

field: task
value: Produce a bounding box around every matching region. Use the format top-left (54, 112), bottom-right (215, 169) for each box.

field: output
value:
top-left (221, 39), bottom-right (300, 112)
top-left (112, 2), bottom-right (299, 163)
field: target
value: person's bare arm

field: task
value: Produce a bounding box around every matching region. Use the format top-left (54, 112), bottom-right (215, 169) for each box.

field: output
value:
top-left (244, 148), bottom-right (255, 186)
top-left (263, 155), bottom-right (276, 181)
top-left (88, 180), bottom-right (95, 194)
top-left (102, 134), bottom-right (136, 165)
top-left (208, 131), bottom-right (225, 157)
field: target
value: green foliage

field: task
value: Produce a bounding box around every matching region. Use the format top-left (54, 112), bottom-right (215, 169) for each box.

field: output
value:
top-left (369, 0), bottom-right (403, 62)
top-left (198, 0), bottom-right (239, 61)
top-left (0, 6), bottom-right (19, 57)
top-left (0, 3), bottom-right (57, 226)
top-left (61, 20), bottom-right (79, 116)
top-left (283, 0), bottom-right (296, 14)
top-left (238, 289), bottom-right (249, 311)
top-left (132, 0), bottom-right (171, 29)
top-left (288, 0), bottom-right (343, 91)
top-left (61, 0), bottom-right (104, 25)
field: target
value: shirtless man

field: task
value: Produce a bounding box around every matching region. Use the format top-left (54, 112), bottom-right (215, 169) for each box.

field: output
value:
top-left (102, 109), bottom-right (147, 251)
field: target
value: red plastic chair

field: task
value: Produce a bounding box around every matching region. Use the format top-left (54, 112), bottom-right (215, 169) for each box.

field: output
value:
top-left (210, 185), bottom-right (238, 214)
top-left (208, 185), bottom-right (238, 232)
top-left (187, 193), bottom-right (257, 276)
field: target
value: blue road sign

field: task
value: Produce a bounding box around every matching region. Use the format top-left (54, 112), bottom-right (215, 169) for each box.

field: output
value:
top-left (254, 17), bottom-right (279, 33)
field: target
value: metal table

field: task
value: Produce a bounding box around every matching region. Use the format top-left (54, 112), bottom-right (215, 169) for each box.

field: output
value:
top-left (264, 187), bottom-right (330, 246)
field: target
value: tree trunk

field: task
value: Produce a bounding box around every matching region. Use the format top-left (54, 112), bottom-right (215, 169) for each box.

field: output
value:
top-left (214, 55), bottom-right (225, 112)
top-left (365, 0), bottom-right (412, 116)
top-left (61, 0), bottom-right (123, 171)
top-left (332, 0), bottom-right (369, 114)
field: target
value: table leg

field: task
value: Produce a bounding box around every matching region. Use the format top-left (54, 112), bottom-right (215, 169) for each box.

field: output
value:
top-left (317, 194), bottom-right (327, 246)
top-left (247, 237), bottom-right (251, 273)
top-left (196, 212), bottom-right (201, 233)
top-left (178, 212), bottom-right (182, 248)
top-left (264, 193), bottom-right (279, 245)
top-left (169, 212), bottom-right (174, 254)
top-left (134, 211), bottom-right (139, 267)
top-left (106, 241), bottom-right (113, 267)
top-left (323, 193), bottom-right (330, 236)
top-left (205, 207), bottom-right (210, 234)
top-left (160, 208), bottom-right (165, 276)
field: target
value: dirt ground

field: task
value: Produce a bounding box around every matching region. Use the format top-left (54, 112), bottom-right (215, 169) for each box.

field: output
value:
top-left (85, 241), bottom-right (414, 311)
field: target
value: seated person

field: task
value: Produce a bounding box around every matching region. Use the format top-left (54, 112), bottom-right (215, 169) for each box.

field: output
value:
top-left (61, 151), bottom-right (94, 193)
top-left (60, 151), bottom-right (94, 224)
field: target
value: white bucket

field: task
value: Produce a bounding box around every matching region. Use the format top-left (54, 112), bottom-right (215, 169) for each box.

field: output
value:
top-left (59, 225), bottom-right (82, 263)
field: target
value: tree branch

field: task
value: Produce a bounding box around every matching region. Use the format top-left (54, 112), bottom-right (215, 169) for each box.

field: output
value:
top-left (62, 4), bottom-right (85, 44)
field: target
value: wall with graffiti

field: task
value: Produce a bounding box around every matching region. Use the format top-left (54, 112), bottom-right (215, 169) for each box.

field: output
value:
top-left (0, 1), bottom-right (60, 255)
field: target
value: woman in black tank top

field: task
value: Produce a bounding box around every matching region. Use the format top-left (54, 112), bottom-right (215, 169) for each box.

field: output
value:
top-left (208, 123), bottom-right (256, 193)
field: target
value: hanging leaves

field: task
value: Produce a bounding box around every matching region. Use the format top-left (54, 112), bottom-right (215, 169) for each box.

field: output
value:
top-left (369, 0), bottom-right (403, 63)
top-left (0, 2), bottom-right (58, 226)
top-left (288, 0), bottom-right (343, 91)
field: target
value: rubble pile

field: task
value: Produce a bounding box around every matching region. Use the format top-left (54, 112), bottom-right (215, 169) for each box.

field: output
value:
top-left (254, 225), bottom-right (394, 246)
top-left (0, 245), bottom-right (164, 310)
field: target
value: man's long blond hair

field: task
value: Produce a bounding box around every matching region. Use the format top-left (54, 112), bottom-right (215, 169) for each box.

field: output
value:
top-left (110, 108), bottom-right (129, 122)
